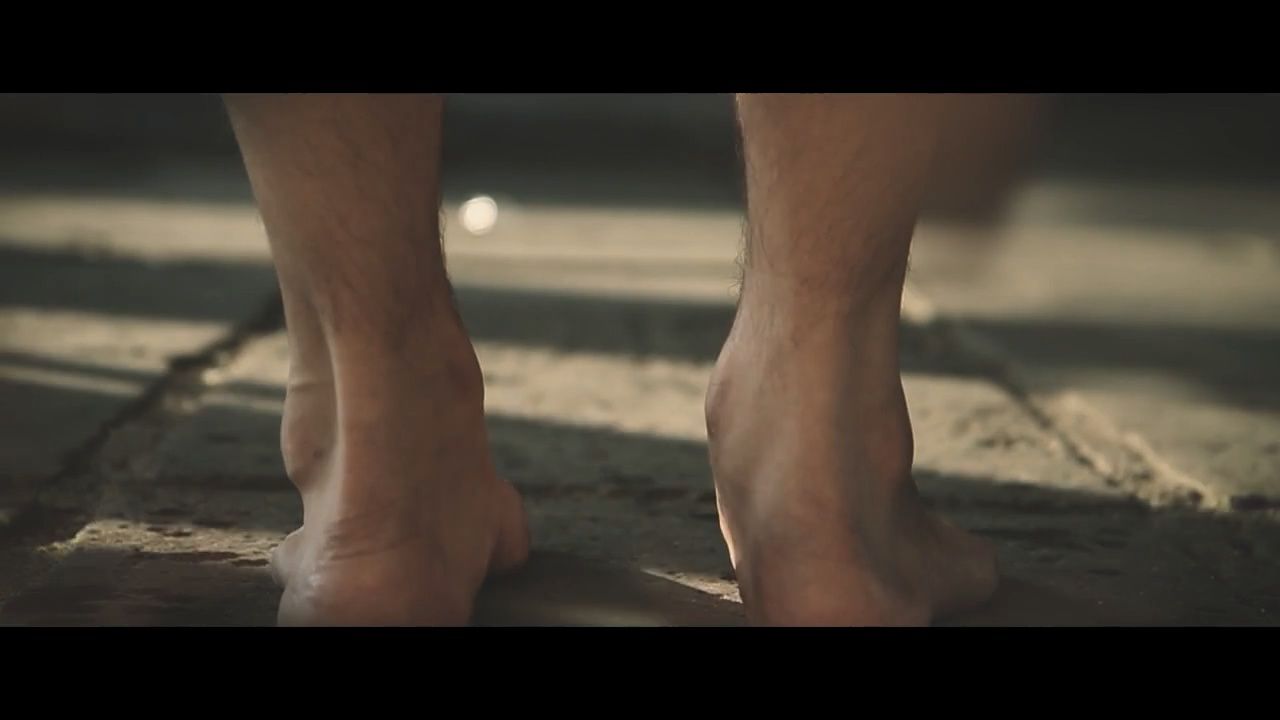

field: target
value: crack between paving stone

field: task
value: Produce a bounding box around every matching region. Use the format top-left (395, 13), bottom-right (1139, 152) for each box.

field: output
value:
top-left (0, 278), bottom-right (1252, 615)
top-left (0, 292), bottom-right (284, 611)
top-left (901, 282), bottom-right (1222, 513)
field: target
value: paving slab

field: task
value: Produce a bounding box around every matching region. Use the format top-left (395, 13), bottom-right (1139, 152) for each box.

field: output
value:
top-left (6, 275), bottom-right (1278, 625)
top-left (2, 159), bottom-right (1279, 626)
top-left (909, 181), bottom-right (1280, 510)
top-left (0, 191), bottom-right (277, 583)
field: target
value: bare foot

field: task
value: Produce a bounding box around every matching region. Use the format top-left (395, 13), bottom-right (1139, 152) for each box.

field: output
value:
top-left (269, 332), bottom-right (529, 626)
top-left (223, 94), bottom-right (528, 626)
top-left (706, 297), bottom-right (998, 626)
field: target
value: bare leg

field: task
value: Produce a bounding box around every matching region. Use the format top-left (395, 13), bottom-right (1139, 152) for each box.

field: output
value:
top-left (708, 94), bottom-right (999, 626)
top-left (224, 94), bottom-right (528, 626)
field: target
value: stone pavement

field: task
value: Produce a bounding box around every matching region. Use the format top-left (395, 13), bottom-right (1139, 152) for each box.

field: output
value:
top-left (1, 153), bottom-right (1278, 626)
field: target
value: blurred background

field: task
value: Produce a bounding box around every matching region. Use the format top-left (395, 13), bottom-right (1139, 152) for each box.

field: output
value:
top-left (4, 93), bottom-right (1280, 201)
top-left (2, 94), bottom-right (1279, 625)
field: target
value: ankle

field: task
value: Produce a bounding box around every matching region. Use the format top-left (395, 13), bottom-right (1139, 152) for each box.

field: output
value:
top-left (706, 310), bottom-right (916, 510)
top-left (326, 306), bottom-right (485, 414)
top-left (279, 310), bottom-right (488, 496)
top-left (708, 291), bottom-right (904, 427)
